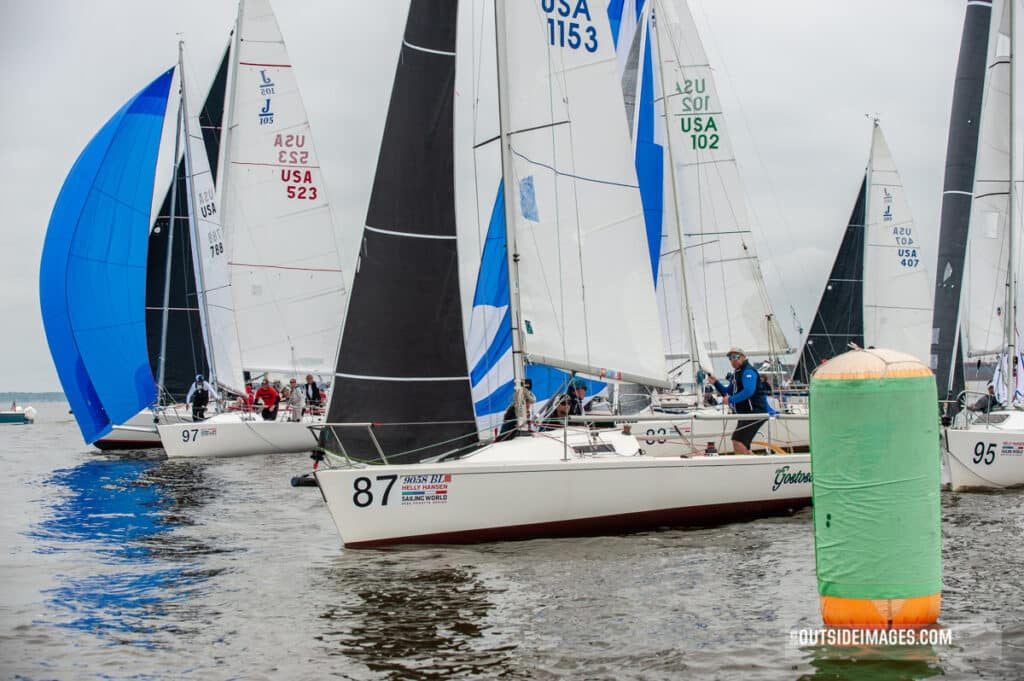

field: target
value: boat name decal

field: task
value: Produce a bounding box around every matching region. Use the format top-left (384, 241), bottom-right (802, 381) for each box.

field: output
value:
top-left (772, 465), bottom-right (811, 492)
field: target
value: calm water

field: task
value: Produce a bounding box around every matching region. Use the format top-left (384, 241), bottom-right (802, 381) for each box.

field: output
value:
top-left (1, 402), bottom-right (1022, 680)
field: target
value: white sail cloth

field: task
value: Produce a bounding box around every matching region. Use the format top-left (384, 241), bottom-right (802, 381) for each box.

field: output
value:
top-left (498, 1), bottom-right (667, 386)
top-left (963, 0), bottom-right (1014, 360)
top-left (652, 0), bottom-right (789, 363)
top-left (181, 55), bottom-right (246, 396)
top-left (862, 123), bottom-right (933, 362)
top-left (220, 0), bottom-right (346, 375)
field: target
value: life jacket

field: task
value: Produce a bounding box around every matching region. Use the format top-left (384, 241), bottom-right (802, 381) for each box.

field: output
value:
top-left (191, 384), bottom-right (209, 407)
top-left (731, 361), bottom-right (769, 414)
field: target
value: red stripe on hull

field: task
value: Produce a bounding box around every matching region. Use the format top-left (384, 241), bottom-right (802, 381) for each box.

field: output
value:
top-left (343, 496), bottom-right (812, 548)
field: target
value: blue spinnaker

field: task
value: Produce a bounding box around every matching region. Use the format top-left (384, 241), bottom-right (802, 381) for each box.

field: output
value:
top-left (40, 69), bottom-right (173, 443)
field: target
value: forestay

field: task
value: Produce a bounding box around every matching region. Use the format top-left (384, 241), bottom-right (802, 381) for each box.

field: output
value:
top-left (220, 0), bottom-right (346, 375)
top-left (862, 123), bottom-right (933, 362)
top-left (652, 0), bottom-right (789, 361)
top-left (40, 70), bottom-right (173, 443)
top-left (499, 0), bottom-right (667, 387)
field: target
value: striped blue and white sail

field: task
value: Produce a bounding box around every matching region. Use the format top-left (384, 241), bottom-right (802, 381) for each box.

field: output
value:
top-left (466, 183), bottom-right (606, 434)
top-left (608, 0), bottom-right (663, 281)
top-left (40, 69), bottom-right (174, 443)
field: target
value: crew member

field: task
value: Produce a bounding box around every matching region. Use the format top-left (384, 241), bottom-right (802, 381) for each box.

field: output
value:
top-left (254, 378), bottom-right (280, 421)
top-left (497, 390), bottom-right (536, 441)
top-left (706, 348), bottom-right (770, 455)
top-left (185, 374), bottom-right (219, 421)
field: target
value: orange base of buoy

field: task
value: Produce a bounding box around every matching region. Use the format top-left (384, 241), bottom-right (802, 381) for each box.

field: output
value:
top-left (820, 594), bottom-right (941, 629)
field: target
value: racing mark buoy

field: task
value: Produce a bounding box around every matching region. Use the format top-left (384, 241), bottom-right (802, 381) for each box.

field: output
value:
top-left (810, 348), bottom-right (941, 628)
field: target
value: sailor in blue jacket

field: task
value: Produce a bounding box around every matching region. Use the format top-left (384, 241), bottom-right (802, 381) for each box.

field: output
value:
top-left (705, 347), bottom-right (770, 454)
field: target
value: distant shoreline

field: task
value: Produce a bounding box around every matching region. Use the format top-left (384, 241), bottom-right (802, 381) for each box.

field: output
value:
top-left (0, 392), bottom-right (66, 403)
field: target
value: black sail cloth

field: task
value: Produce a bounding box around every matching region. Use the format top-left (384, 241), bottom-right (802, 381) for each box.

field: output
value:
top-left (324, 1), bottom-right (477, 463)
top-left (794, 179), bottom-right (866, 384)
top-left (931, 0), bottom-right (992, 413)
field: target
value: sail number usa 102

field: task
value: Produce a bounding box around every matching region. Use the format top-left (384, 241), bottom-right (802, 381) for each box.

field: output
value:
top-left (675, 79), bottom-right (720, 150)
top-left (542, 0), bottom-right (598, 52)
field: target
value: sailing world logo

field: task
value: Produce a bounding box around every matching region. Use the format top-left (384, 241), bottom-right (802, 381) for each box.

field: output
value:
top-left (258, 69), bottom-right (275, 96)
top-left (259, 98), bottom-right (274, 126)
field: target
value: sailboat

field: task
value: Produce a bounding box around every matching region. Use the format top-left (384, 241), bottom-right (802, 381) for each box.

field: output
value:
top-left (941, 0), bottom-right (1024, 491)
top-left (156, 0), bottom-right (346, 458)
top-left (794, 119), bottom-right (933, 382)
top-left (314, 0), bottom-right (811, 548)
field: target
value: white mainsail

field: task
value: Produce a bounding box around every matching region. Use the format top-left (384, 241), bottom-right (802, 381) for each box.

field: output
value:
top-left (220, 0), bottom-right (346, 375)
top-left (181, 52), bottom-right (246, 395)
top-left (499, 0), bottom-right (667, 386)
top-left (862, 122), bottom-right (933, 362)
top-left (963, 0), bottom-right (1013, 360)
top-left (652, 0), bottom-right (789, 362)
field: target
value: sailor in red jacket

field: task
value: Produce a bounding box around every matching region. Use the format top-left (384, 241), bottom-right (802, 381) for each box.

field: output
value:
top-left (254, 378), bottom-right (280, 421)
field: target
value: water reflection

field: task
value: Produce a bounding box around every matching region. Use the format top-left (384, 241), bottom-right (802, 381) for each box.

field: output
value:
top-left (315, 553), bottom-right (523, 680)
top-left (31, 457), bottom-right (226, 643)
top-left (795, 644), bottom-right (943, 680)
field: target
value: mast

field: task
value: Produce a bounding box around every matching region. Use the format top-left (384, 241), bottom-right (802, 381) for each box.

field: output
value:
top-left (156, 47), bottom-right (186, 396)
top-left (652, 0), bottom-right (702, 385)
top-left (179, 41), bottom-right (219, 387)
top-left (493, 0), bottom-right (527, 422)
top-left (1008, 0), bottom-right (1017, 395)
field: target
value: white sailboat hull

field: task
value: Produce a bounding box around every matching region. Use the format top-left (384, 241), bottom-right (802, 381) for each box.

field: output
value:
top-left (93, 405), bottom-right (193, 450)
top-left (944, 411), bottom-right (1024, 491)
top-left (158, 412), bottom-right (318, 459)
top-left (315, 430), bottom-right (812, 548)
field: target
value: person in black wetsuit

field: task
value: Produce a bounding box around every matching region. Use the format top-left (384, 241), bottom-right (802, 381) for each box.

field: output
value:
top-left (185, 374), bottom-right (218, 422)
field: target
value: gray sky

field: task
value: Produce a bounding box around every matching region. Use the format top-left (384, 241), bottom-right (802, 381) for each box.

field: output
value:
top-left (0, 1), bottom-right (980, 391)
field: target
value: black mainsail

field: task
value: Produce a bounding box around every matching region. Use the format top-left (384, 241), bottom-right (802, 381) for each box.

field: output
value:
top-left (324, 1), bottom-right (476, 463)
top-left (793, 179), bottom-right (866, 384)
top-left (145, 47), bottom-right (230, 402)
top-left (931, 0), bottom-right (993, 411)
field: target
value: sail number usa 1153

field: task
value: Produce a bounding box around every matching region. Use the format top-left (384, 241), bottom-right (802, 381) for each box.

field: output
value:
top-left (542, 0), bottom-right (598, 53)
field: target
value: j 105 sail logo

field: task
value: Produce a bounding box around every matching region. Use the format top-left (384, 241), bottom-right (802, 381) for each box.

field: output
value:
top-left (542, 0), bottom-right (598, 53)
top-left (259, 98), bottom-right (274, 126)
top-left (258, 69), bottom-right (275, 96)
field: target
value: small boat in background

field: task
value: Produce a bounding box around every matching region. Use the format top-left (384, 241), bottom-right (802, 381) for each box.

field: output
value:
top-left (0, 403), bottom-right (36, 425)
